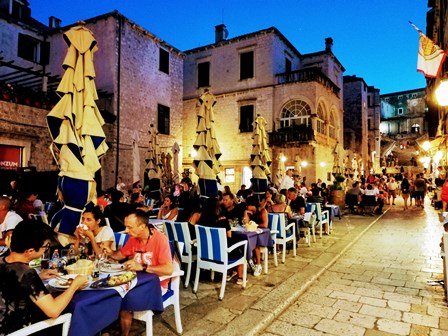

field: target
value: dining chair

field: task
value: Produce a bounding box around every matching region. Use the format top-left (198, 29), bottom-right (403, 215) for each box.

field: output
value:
top-left (104, 217), bottom-right (111, 227)
top-left (193, 225), bottom-right (248, 300)
top-left (114, 232), bottom-right (129, 250)
top-left (276, 213), bottom-right (296, 263)
top-left (29, 213), bottom-right (49, 225)
top-left (8, 313), bottom-right (72, 336)
top-left (301, 203), bottom-right (316, 246)
top-left (163, 221), bottom-right (196, 288)
top-left (265, 213), bottom-right (279, 268)
top-left (307, 202), bottom-right (329, 238)
top-left (134, 257), bottom-right (184, 336)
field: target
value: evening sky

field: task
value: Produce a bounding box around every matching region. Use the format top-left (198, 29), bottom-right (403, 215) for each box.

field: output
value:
top-left (30, 0), bottom-right (428, 94)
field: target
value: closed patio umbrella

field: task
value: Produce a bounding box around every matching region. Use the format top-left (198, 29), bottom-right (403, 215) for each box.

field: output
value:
top-left (249, 115), bottom-right (271, 200)
top-left (172, 142), bottom-right (180, 185)
top-left (192, 91), bottom-right (222, 199)
top-left (145, 124), bottom-right (163, 202)
top-left (132, 130), bottom-right (141, 185)
top-left (47, 24), bottom-right (108, 241)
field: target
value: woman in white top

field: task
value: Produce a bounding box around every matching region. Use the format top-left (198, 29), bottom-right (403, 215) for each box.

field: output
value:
top-left (74, 205), bottom-right (116, 256)
top-left (157, 195), bottom-right (178, 221)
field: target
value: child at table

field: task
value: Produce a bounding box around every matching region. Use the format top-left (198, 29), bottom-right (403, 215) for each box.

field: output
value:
top-left (0, 220), bottom-right (87, 335)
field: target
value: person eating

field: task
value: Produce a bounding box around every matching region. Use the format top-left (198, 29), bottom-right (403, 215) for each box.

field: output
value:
top-left (104, 209), bottom-right (173, 336)
top-left (73, 205), bottom-right (116, 256)
top-left (0, 220), bottom-right (87, 335)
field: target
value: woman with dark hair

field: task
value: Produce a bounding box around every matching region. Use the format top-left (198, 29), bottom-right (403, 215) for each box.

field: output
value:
top-left (157, 195), bottom-right (178, 221)
top-left (74, 205), bottom-right (116, 256)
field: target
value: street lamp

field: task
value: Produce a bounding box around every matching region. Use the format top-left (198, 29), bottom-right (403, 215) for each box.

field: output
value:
top-left (436, 79), bottom-right (448, 106)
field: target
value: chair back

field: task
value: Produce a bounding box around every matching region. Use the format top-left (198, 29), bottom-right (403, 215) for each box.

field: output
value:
top-left (363, 195), bottom-right (377, 206)
top-left (114, 232), bottom-right (129, 250)
top-left (195, 225), bottom-right (228, 263)
top-left (276, 213), bottom-right (289, 238)
top-left (267, 213), bottom-right (279, 233)
top-left (164, 221), bottom-right (192, 256)
top-left (305, 203), bottom-right (315, 214)
top-left (8, 313), bottom-right (72, 336)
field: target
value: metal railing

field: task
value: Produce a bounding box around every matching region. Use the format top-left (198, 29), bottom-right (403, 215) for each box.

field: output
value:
top-left (276, 67), bottom-right (340, 97)
top-left (268, 124), bottom-right (314, 145)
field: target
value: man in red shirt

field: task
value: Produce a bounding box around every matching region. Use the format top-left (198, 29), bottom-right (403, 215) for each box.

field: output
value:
top-left (106, 209), bottom-right (173, 336)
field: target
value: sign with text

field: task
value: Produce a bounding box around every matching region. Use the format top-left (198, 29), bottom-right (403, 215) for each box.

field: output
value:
top-left (0, 145), bottom-right (22, 170)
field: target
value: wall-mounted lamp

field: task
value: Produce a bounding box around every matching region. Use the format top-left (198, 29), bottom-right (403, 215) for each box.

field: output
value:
top-left (301, 161), bottom-right (308, 167)
top-left (190, 150), bottom-right (197, 158)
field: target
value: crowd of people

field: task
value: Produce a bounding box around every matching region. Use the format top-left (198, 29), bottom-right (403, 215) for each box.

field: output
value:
top-left (0, 166), bottom-right (439, 335)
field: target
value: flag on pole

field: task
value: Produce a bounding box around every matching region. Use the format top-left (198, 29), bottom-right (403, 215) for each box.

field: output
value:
top-left (409, 21), bottom-right (446, 78)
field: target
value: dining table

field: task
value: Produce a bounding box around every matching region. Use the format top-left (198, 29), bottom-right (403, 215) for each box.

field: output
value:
top-left (50, 271), bottom-right (164, 336)
top-left (231, 227), bottom-right (272, 259)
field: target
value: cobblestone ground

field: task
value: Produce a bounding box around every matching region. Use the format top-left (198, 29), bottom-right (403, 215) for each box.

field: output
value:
top-left (260, 198), bottom-right (448, 336)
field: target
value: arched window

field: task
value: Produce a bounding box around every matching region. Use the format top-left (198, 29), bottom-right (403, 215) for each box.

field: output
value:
top-left (280, 100), bottom-right (311, 128)
top-left (329, 111), bottom-right (336, 139)
top-left (316, 104), bottom-right (326, 135)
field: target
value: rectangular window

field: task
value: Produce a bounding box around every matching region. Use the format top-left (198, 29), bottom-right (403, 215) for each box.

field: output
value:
top-left (239, 105), bottom-right (254, 132)
top-left (368, 118), bottom-right (372, 130)
top-left (157, 104), bottom-right (170, 135)
top-left (159, 48), bottom-right (169, 74)
top-left (18, 33), bottom-right (44, 63)
top-left (397, 107), bottom-right (404, 115)
top-left (197, 61), bottom-right (210, 88)
top-left (240, 51), bottom-right (254, 80)
top-left (285, 58), bottom-right (292, 73)
top-left (225, 168), bottom-right (235, 183)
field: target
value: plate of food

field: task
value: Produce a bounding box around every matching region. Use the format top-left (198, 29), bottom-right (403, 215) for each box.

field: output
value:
top-left (48, 274), bottom-right (78, 289)
top-left (101, 262), bottom-right (125, 273)
top-left (91, 271), bottom-right (136, 288)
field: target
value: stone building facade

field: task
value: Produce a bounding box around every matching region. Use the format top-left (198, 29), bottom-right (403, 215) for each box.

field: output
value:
top-left (0, 3), bottom-right (184, 193)
top-left (183, 27), bottom-right (345, 188)
top-left (379, 88), bottom-right (427, 138)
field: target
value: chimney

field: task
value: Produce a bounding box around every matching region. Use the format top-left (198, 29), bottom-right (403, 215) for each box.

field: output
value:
top-left (215, 24), bottom-right (228, 43)
top-left (325, 37), bottom-right (333, 52)
top-left (49, 16), bottom-right (62, 29)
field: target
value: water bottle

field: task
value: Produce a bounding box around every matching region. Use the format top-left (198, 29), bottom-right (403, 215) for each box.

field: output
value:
top-left (79, 246), bottom-right (87, 260)
top-left (67, 244), bottom-right (77, 265)
top-left (51, 249), bottom-right (60, 269)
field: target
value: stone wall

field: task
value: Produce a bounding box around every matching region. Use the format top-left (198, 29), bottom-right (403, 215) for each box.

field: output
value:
top-left (0, 100), bottom-right (56, 171)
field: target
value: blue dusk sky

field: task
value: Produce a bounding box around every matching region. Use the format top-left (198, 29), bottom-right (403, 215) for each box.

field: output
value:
top-left (30, 0), bottom-right (428, 94)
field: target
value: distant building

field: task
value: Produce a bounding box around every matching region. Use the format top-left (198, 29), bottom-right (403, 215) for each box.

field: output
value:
top-left (380, 88), bottom-right (427, 138)
top-left (343, 75), bottom-right (380, 175)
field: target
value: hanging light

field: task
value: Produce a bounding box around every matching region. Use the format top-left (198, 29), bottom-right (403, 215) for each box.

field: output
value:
top-left (436, 79), bottom-right (448, 106)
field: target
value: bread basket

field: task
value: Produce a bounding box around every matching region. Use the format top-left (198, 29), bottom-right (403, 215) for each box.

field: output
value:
top-left (245, 221), bottom-right (258, 232)
top-left (65, 259), bottom-right (94, 275)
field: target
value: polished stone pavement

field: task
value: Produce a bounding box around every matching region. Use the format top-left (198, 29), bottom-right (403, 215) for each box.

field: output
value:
top-left (115, 197), bottom-right (447, 335)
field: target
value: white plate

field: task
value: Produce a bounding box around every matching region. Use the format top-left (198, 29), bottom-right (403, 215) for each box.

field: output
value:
top-left (48, 275), bottom-right (77, 289)
top-left (101, 262), bottom-right (125, 273)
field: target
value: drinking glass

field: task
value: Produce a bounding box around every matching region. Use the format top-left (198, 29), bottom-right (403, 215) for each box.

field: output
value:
top-left (41, 249), bottom-right (50, 269)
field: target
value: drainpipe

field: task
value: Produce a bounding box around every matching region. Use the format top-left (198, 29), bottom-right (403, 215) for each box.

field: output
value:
top-left (115, 15), bottom-right (123, 186)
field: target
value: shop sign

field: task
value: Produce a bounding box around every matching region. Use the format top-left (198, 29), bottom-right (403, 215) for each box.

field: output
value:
top-left (0, 145), bottom-right (22, 170)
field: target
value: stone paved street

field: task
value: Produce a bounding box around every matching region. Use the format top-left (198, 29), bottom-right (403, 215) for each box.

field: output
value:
top-left (115, 197), bottom-right (447, 336)
top-left (260, 198), bottom-right (447, 336)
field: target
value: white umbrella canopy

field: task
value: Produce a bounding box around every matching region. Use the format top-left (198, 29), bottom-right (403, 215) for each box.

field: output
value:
top-left (249, 115), bottom-right (271, 199)
top-left (192, 90), bottom-right (222, 198)
top-left (276, 152), bottom-right (286, 185)
top-left (46, 24), bottom-right (108, 239)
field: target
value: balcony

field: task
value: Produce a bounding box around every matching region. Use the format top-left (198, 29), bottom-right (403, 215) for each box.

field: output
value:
top-left (276, 67), bottom-right (340, 97)
top-left (268, 124), bottom-right (314, 146)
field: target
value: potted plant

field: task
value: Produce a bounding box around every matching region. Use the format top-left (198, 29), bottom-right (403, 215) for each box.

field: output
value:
top-left (329, 174), bottom-right (346, 207)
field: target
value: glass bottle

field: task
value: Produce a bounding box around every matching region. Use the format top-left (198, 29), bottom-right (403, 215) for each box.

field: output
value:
top-left (51, 249), bottom-right (60, 269)
top-left (67, 244), bottom-right (77, 265)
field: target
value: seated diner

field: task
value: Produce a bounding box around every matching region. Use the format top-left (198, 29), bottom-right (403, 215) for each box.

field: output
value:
top-left (0, 220), bottom-right (88, 335)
